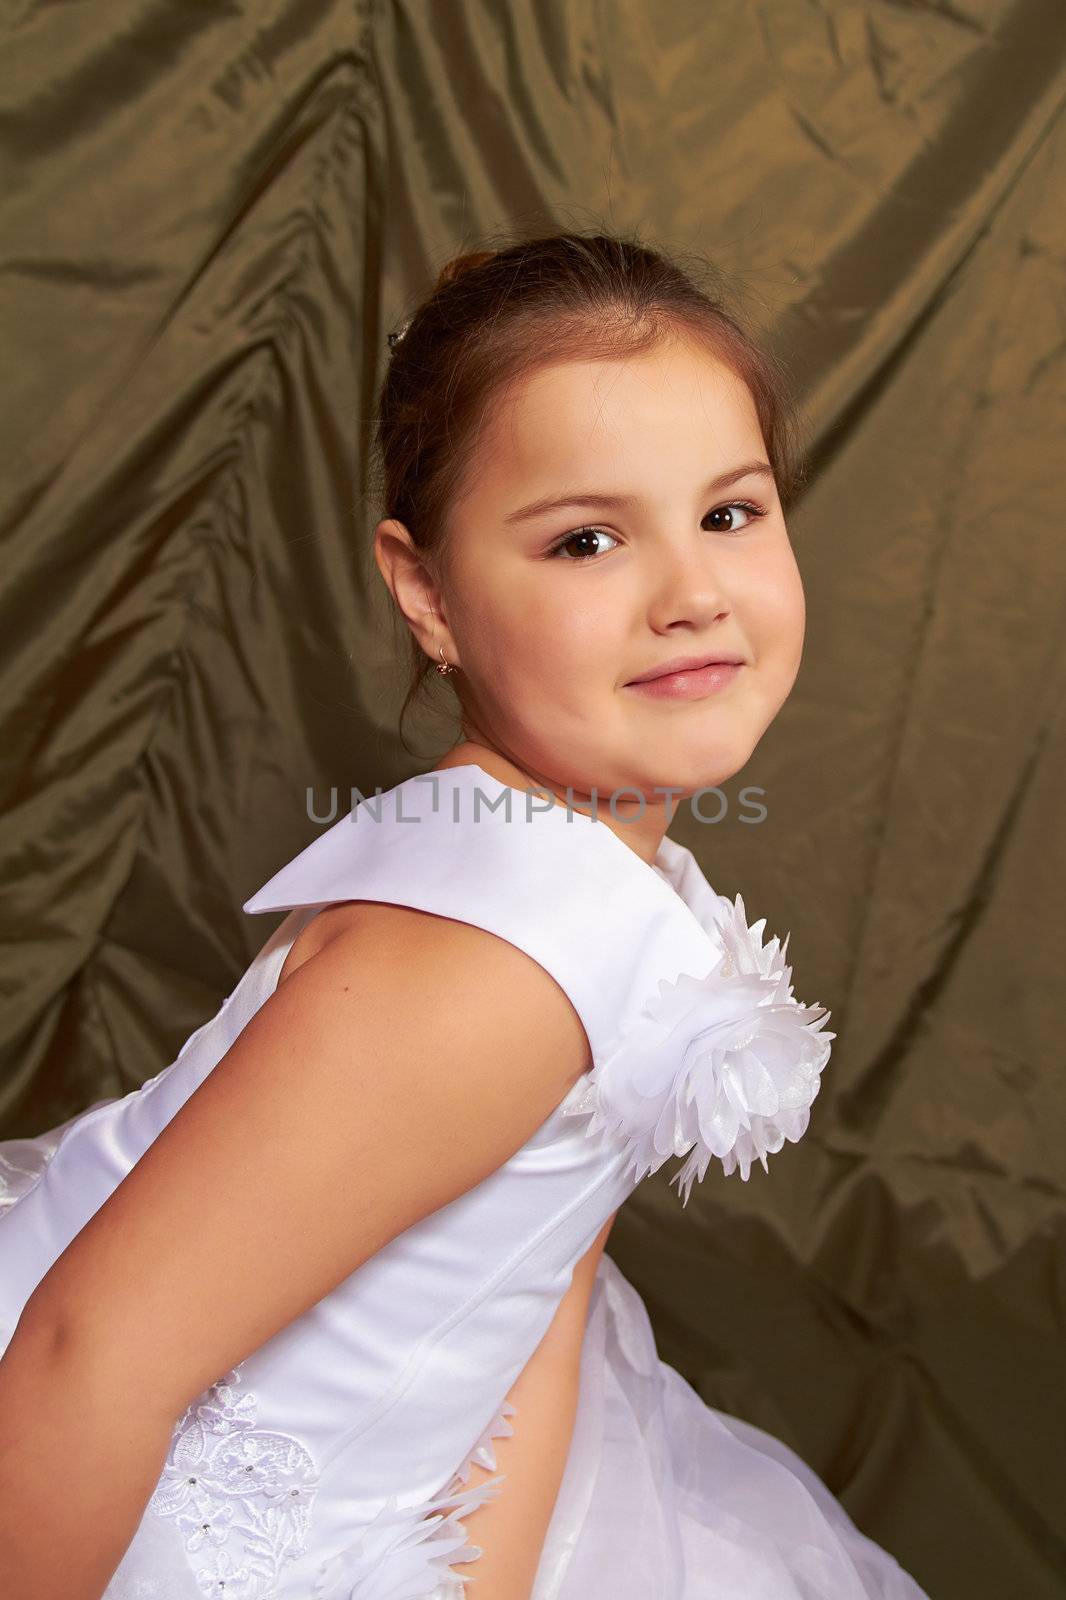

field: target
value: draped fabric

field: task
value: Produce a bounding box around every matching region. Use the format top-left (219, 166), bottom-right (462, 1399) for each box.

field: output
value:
top-left (1, 4), bottom-right (1063, 1596)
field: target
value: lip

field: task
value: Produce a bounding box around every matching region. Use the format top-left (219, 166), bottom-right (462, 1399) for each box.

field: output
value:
top-left (625, 652), bottom-right (746, 685)
top-left (626, 661), bottom-right (744, 700)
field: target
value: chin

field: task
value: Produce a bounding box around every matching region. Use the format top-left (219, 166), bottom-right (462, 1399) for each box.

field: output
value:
top-left (631, 734), bottom-right (758, 800)
top-left (618, 761), bottom-right (737, 805)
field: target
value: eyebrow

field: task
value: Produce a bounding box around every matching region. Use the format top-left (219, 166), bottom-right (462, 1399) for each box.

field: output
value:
top-left (504, 461), bottom-right (776, 525)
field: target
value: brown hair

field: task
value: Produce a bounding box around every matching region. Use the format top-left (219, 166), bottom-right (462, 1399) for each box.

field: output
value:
top-left (371, 228), bottom-right (808, 750)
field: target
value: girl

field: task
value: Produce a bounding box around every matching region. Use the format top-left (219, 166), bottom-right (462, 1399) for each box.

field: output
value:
top-left (0, 232), bottom-right (930, 1599)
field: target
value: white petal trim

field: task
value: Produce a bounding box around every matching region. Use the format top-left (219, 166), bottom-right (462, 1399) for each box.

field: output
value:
top-left (313, 1472), bottom-right (506, 1600)
top-left (312, 1402), bottom-right (517, 1598)
top-left (447, 1399), bottom-right (517, 1487)
top-left (562, 892), bottom-right (835, 1201)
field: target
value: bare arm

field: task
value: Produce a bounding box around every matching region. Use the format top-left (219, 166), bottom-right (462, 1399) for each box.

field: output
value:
top-left (0, 903), bottom-right (592, 1600)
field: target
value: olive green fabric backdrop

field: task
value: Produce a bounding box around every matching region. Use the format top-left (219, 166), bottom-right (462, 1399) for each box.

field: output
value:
top-left (2, 3), bottom-right (1064, 1595)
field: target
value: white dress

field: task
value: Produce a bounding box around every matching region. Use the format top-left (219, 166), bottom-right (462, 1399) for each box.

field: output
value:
top-left (0, 763), bottom-right (930, 1600)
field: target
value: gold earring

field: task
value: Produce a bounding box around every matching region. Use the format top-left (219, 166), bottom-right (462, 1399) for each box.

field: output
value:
top-left (436, 644), bottom-right (456, 676)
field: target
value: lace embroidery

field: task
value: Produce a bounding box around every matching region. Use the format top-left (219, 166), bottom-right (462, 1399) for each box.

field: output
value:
top-left (149, 1367), bottom-right (319, 1598)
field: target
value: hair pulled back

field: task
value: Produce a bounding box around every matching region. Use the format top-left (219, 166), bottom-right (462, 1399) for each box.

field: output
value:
top-left (372, 229), bottom-right (807, 749)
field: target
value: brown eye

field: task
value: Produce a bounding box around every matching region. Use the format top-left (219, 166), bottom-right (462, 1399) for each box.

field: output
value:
top-left (703, 501), bottom-right (765, 534)
top-left (548, 527), bottom-right (620, 561)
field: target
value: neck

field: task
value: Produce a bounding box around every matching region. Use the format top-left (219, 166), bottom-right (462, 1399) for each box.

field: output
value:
top-left (433, 739), bottom-right (674, 868)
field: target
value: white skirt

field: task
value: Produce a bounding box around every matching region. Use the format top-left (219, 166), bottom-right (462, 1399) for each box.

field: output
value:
top-left (527, 1251), bottom-right (929, 1600)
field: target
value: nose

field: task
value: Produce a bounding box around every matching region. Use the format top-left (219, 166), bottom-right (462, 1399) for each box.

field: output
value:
top-left (643, 530), bottom-right (732, 632)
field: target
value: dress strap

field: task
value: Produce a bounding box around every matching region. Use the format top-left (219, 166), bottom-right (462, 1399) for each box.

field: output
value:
top-left (242, 765), bottom-right (718, 1073)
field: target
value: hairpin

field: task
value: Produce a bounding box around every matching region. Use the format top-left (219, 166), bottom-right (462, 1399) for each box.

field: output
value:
top-left (387, 316), bottom-right (412, 350)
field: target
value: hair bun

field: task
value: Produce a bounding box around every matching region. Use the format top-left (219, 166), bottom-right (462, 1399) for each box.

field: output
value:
top-left (435, 250), bottom-right (496, 291)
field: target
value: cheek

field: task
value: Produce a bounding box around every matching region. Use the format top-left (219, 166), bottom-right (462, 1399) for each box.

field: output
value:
top-left (459, 570), bottom-right (612, 677)
top-left (746, 548), bottom-right (806, 659)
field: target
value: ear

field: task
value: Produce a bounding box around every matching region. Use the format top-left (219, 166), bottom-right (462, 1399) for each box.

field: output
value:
top-left (373, 518), bottom-right (459, 669)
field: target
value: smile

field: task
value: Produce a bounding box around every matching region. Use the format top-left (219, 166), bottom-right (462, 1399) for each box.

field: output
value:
top-left (624, 662), bottom-right (745, 700)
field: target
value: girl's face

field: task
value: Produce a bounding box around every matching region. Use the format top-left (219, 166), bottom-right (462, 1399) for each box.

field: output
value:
top-left (393, 337), bottom-right (806, 805)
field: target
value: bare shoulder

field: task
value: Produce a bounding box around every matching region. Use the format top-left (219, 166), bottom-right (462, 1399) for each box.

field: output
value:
top-left (25, 899), bottom-right (592, 1422)
top-left (277, 898), bottom-right (583, 1025)
top-left (280, 900), bottom-right (594, 1095)
top-left (276, 901), bottom-right (363, 986)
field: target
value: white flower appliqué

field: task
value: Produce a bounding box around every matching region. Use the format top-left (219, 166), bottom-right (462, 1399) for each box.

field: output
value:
top-left (563, 892), bottom-right (835, 1201)
top-left (149, 1367), bottom-right (319, 1598)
